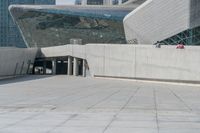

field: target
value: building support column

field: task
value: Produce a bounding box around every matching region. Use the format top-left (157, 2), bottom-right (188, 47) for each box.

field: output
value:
top-left (68, 56), bottom-right (72, 75)
top-left (43, 61), bottom-right (47, 75)
top-left (103, 0), bottom-right (112, 5)
top-left (118, 0), bottom-right (122, 5)
top-left (81, 0), bottom-right (87, 5)
top-left (82, 59), bottom-right (86, 77)
top-left (52, 59), bottom-right (56, 75)
top-left (73, 57), bottom-right (79, 76)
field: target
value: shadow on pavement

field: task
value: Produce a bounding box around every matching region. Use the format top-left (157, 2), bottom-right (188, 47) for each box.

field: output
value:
top-left (0, 75), bottom-right (55, 85)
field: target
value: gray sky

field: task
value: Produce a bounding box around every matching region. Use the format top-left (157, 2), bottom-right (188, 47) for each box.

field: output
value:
top-left (56, 0), bottom-right (75, 5)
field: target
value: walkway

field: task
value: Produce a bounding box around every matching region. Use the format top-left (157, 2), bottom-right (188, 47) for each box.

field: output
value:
top-left (0, 76), bottom-right (200, 133)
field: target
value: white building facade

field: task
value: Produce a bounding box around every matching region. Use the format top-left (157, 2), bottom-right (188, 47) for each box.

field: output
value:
top-left (124, 0), bottom-right (200, 45)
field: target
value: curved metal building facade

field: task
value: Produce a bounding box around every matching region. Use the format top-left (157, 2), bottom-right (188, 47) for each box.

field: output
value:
top-left (0, 0), bottom-right (55, 48)
top-left (9, 5), bottom-right (133, 47)
top-left (9, 0), bottom-right (200, 48)
top-left (124, 0), bottom-right (200, 45)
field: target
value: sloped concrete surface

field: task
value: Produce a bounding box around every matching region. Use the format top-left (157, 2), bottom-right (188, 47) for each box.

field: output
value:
top-left (0, 76), bottom-right (200, 133)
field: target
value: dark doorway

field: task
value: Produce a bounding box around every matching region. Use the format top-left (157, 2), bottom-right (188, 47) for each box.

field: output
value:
top-left (78, 59), bottom-right (83, 76)
top-left (56, 60), bottom-right (67, 74)
top-left (33, 60), bottom-right (52, 75)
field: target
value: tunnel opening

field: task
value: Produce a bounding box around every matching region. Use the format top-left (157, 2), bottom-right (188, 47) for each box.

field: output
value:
top-left (32, 56), bottom-right (87, 77)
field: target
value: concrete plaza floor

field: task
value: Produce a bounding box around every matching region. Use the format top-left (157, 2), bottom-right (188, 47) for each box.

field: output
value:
top-left (0, 76), bottom-right (200, 133)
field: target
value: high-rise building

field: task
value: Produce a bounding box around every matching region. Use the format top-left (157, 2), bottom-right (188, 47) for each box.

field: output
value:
top-left (34, 0), bottom-right (55, 5)
top-left (122, 0), bottom-right (128, 3)
top-left (0, 0), bottom-right (55, 48)
top-left (79, 0), bottom-right (104, 5)
top-left (87, 0), bottom-right (103, 5)
top-left (75, 0), bottom-right (82, 5)
top-left (75, 0), bottom-right (123, 5)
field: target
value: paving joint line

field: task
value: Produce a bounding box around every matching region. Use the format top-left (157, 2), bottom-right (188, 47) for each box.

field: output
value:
top-left (46, 114), bottom-right (78, 133)
top-left (87, 90), bottom-right (121, 110)
top-left (102, 87), bottom-right (140, 133)
top-left (61, 84), bottom-right (119, 107)
top-left (168, 88), bottom-right (193, 111)
top-left (153, 88), bottom-right (160, 133)
top-left (0, 111), bottom-right (44, 129)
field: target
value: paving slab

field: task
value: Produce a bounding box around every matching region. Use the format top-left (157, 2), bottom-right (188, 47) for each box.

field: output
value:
top-left (0, 75), bottom-right (200, 133)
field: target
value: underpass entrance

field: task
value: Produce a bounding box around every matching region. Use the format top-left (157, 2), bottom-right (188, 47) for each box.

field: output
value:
top-left (33, 56), bottom-right (87, 77)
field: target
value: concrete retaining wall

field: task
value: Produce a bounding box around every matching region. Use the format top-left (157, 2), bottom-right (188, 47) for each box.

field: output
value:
top-left (0, 47), bottom-right (37, 77)
top-left (40, 45), bottom-right (86, 59)
top-left (134, 46), bottom-right (200, 81)
top-left (40, 44), bottom-right (200, 82)
top-left (87, 44), bottom-right (200, 82)
top-left (5, 44), bottom-right (200, 82)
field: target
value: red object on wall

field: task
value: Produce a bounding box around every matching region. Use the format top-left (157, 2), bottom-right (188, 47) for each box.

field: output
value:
top-left (176, 44), bottom-right (185, 49)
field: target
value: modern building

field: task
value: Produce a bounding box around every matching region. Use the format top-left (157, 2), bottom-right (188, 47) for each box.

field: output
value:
top-left (9, 0), bottom-right (200, 47)
top-left (34, 0), bottom-right (55, 5)
top-left (87, 0), bottom-right (104, 5)
top-left (0, 0), bottom-right (55, 48)
top-left (124, 0), bottom-right (200, 45)
top-left (75, 0), bottom-right (126, 5)
top-left (9, 5), bottom-right (134, 47)
top-left (76, 0), bottom-right (104, 5)
top-left (1, 0), bottom-right (200, 82)
top-left (75, 0), bottom-right (82, 5)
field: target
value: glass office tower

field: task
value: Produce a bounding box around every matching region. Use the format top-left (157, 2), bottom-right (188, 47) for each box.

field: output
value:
top-left (75, 0), bottom-right (104, 5)
top-left (87, 0), bottom-right (104, 5)
top-left (75, 0), bottom-right (82, 5)
top-left (75, 0), bottom-right (124, 5)
top-left (122, 0), bottom-right (129, 3)
top-left (0, 0), bottom-right (55, 48)
top-left (34, 0), bottom-right (55, 5)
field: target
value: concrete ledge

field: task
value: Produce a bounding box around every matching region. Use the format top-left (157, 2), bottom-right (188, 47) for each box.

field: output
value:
top-left (94, 75), bottom-right (200, 85)
top-left (0, 76), bottom-right (17, 80)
